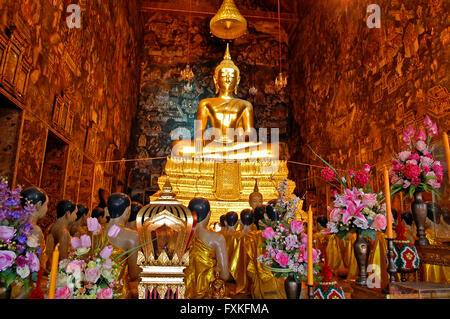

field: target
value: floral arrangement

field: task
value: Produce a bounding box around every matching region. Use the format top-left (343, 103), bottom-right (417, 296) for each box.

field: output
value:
top-left (389, 115), bottom-right (443, 198)
top-left (0, 177), bottom-right (41, 297)
top-left (53, 218), bottom-right (125, 299)
top-left (310, 147), bottom-right (388, 241)
top-left (257, 180), bottom-right (321, 282)
top-left (272, 178), bottom-right (302, 221)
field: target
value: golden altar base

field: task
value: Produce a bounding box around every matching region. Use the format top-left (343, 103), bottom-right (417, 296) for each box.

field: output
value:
top-left (151, 156), bottom-right (296, 223)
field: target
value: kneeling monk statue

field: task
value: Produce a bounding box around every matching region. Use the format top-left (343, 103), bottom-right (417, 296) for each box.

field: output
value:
top-left (185, 198), bottom-right (229, 298)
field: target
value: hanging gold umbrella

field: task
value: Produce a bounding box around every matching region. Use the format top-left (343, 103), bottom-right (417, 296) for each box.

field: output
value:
top-left (210, 0), bottom-right (247, 39)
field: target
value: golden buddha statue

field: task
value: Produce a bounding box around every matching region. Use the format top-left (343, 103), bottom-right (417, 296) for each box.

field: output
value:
top-left (173, 43), bottom-right (275, 160)
top-left (249, 179), bottom-right (263, 210)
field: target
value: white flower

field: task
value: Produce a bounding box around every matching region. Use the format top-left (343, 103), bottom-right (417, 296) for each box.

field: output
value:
top-left (27, 234), bottom-right (39, 248)
top-left (16, 265), bottom-right (30, 279)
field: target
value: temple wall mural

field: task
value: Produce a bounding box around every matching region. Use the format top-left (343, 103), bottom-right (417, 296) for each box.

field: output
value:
top-left (0, 0), bottom-right (142, 228)
top-left (128, 8), bottom-right (292, 193)
top-left (288, 0), bottom-right (450, 216)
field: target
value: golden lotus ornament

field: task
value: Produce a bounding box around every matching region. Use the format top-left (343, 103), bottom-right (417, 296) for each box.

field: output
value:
top-left (210, 0), bottom-right (247, 39)
top-left (136, 178), bottom-right (195, 299)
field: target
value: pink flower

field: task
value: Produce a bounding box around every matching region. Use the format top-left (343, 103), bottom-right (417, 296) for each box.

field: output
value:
top-left (371, 214), bottom-right (387, 231)
top-left (408, 153), bottom-right (420, 161)
top-left (354, 170), bottom-right (371, 188)
top-left (55, 286), bottom-right (72, 299)
top-left (85, 267), bottom-right (101, 283)
top-left (275, 251), bottom-right (290, 268)
top-left (422, 166), bottom-right (430, 174)
top-left (402, 163), bottom-right (420, 179)
top-left (107, 225), bottom-right (121, 239)
top-left (100, 245), bottom-right (114, 259)
top-left (87, 217), bottom-right (102, 234)
top-left (392, 161), bottom-right (403, 172)
top-left (403, 180), bottom-right (411, 188)
top-left (342, 200), bottom-right (366, 225)
top-left (71, 237), bottom-right (81, 250)
top-left (432, 162), bottom-right (443, 176)
top-left (405, 125), bottom-right (415, 137)
top-left (332, 190), bottom-right (338, 197)
top-left (66, 260), bottom-right (84, 274)
top-left (0, 250), bottom-right (16, 271)
top-left (80, 235), bottom-right (91, 248)
top-left (262, 227), bottom-right (276, 240)
top-left (0, 226), bottom-right (16, 241)
top-left (290, 220), bottom-right (304, 234)
top-left (361, 193), bottom-right (377, 208)
top-left (398, 151), bottom-right (412, 162)
top-left (411, 178), bottom-right (421, 186)
top-left (26, 252), bottom-right (40, 272)
top-left (364, 164), bottom-right (371, 172)
top-left (329, 208), bottom-right (341, 222)
top-left (420, 156), bottom-right (434, 168)
top-left (424, 115), bottom-right (433, 128)
top-left (426, 171), bottom-right (441, 189)
top-left (349, 169), bottom-right (355, 177)
top-left (406, 159), bottom-right (418, 165)
top-left (416, 140), bottom-right (428, 153)
top-left (321, 166), bottom-right (335, 182)
top-left (415, 129), bottom-right (426, 142)
top-left (427, 122), bottom-right (438, 136)
top-left (97, 288), bottom-right (113, 299)
top-left (402, 131), bottom-right (411, 144)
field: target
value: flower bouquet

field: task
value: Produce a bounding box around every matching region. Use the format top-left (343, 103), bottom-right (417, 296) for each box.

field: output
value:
top-left (389, 115), bottom-right (443, 198)
top-left (0, 178), bottom-right (41, 298)
top-left (257, 218), bottom-right (321, 283)
top-left (271, 178), bottom-right (303, 222)
top-left (53, 218), bottom-right (128, 299)
top-left (310, 146), bottom-right (388, 241)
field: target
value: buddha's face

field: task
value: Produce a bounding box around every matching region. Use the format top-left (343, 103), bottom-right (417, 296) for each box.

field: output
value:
top-left (249, 193), bottom-right (263, 210)
top-left (216, 67), bottom-right (238, 93)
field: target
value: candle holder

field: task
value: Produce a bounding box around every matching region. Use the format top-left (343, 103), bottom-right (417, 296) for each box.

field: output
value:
top-left (307, 284), bottom-right (314, 299)
top-left (382, 238), bottom-right (397, 294)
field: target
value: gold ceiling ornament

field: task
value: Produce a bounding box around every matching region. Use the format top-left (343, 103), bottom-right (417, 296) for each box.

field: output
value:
top-left (210, 0), bottom-right (247, 39)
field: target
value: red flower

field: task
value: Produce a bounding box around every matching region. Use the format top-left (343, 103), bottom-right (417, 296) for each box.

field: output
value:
top-left (402, 163), bottom-right (421, 180)
top-left (321, 167), bottom-right (335, 181)
top-left (354, 170), bottom-right (370, 187)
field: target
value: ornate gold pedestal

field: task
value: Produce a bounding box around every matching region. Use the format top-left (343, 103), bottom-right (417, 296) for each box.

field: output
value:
top-left (151, 156), bottom-right (295, 223)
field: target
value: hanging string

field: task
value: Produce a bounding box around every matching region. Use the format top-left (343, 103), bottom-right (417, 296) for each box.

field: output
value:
top-left (277, 0), bottom-right (282, 75)
top-left (187, 0), bottom-right (192, 65)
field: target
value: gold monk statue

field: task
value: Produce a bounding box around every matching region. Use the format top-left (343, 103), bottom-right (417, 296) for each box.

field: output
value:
top-left (173, 43), bottom-right (275, 160)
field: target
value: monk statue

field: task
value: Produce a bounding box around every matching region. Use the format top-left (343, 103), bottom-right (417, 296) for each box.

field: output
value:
top-left (185, 198), bottom-right (229, 299)
top-left (20, 187), bottom-right (49, 266)
top-left (249, 180), bottom-right (263, 210)
top-left (46, 200), bottom-right (78, 269)
top-left (105, 193), bottom-right (141, 298)
top-left (70, 204), bottom-right (89, 237)
top-left (172, 44), bottom-right (275, 160)
top-left (219, 214), bottom-right (228, 236)
top-left (126, 201), bottom-right (143, 231)
top-left (240, 209), bottom-right (255, 234)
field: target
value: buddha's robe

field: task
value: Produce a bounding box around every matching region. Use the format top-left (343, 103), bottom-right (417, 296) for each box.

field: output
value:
top-left (245, 230), bottom-right (286, 299)
top-left (111, 245), bottom-right (130, 299)
top-left (185, 237), bottom-right (217, 299)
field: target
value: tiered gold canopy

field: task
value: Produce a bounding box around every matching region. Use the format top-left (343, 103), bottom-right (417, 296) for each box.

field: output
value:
top-left (210, 0), bottom-right (247, 39)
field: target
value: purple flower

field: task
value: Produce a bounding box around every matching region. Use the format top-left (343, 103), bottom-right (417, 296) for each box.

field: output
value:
top-left (17, 234), bottom-right (28, 244)
top-left (100, 245), bottom-right (114, 259)
top-left (107, 225), bottom-right (121, 239)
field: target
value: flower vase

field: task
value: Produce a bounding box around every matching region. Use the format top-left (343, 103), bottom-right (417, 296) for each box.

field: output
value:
top-left (353, 231), bottom-right (370, 286)
top-left (284, 274), bottom-right (301, 299)
top-left (411, 191), bottom-right (429, 246)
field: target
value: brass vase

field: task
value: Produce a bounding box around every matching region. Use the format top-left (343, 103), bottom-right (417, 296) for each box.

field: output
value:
top-left (284, 274), bottom-right (301, 299)
top-left (411, 191), bottom-right (429, 246)
top-left (354, 231), bottom-right (370, 286)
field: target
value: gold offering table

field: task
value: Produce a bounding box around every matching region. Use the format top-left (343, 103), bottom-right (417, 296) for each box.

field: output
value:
top-left (151, 156), bottom-right (295, 222)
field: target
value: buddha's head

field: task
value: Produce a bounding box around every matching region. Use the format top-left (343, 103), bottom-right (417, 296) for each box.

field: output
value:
top-left (249, 180), bottom-right (263, 210)
top-left (214, 43), bottom-right (240, 95)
